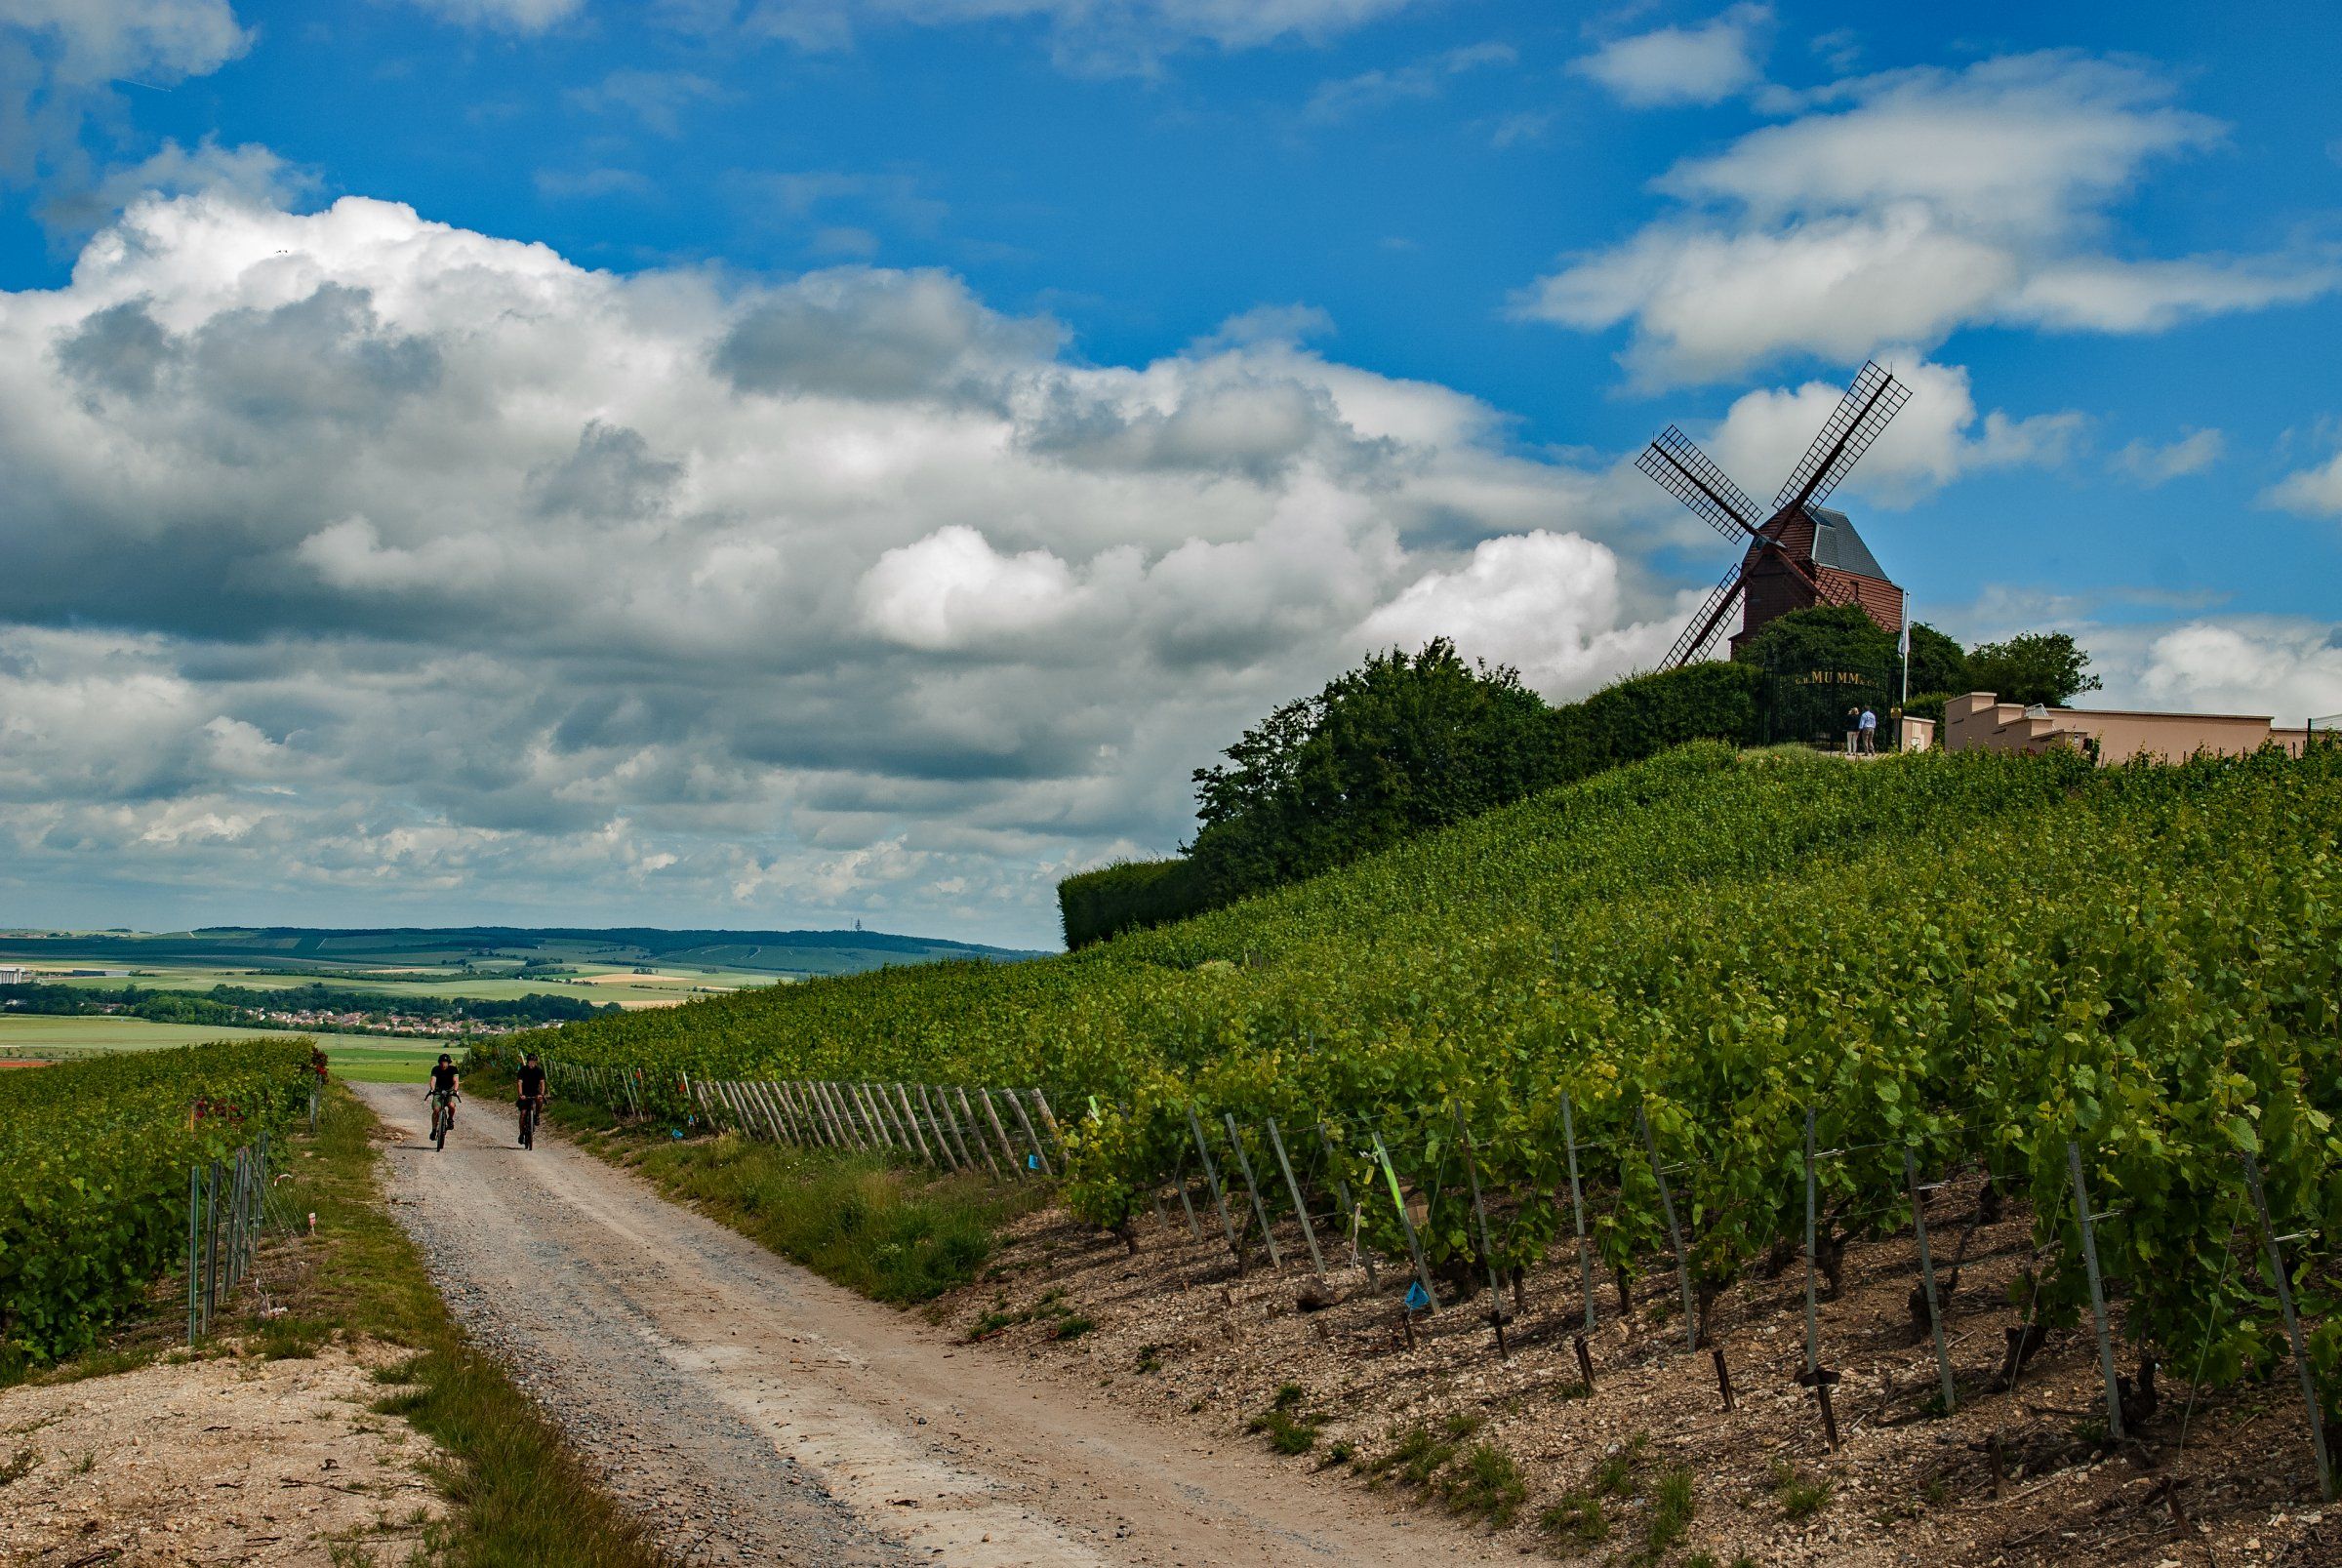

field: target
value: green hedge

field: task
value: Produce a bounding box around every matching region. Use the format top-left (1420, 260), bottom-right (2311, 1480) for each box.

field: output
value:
top-left (1059, 858), bottom-right (1213, 950)
top-left (1059, 660), bottom-right (1765, 949)
top-left (1547, 660), bottom-right (1762, 780)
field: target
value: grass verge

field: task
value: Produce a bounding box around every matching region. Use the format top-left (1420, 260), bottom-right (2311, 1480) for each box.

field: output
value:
top-left (285, 1085), bottom-right (669, 1563)
top-left (254, 1083), bottom-right (669, 1567)
top-left (496, 1069), bottom-right (1047, 1306)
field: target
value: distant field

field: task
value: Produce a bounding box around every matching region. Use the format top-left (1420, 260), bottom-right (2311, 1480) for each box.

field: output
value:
top-left (15, 960), bottom-right (781, 1008)
top-left (0, 925), bottom-right (1044, 985)
top-left (0, 1016), bottom-right (443, 1083)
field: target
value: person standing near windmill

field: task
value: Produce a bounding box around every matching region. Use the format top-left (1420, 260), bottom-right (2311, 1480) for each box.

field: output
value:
top-left (1859, 705), bottom-right (1878, 754)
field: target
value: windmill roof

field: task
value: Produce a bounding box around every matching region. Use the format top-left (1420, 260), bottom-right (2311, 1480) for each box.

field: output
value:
top-left (1801, 504), bottom-right (1889, 581)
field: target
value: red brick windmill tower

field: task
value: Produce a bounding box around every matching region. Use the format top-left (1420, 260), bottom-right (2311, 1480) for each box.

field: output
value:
top-left (1636, 361), bottom-right (1911, 668)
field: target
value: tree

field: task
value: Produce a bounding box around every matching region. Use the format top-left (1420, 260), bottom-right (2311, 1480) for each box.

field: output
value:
top-left (1187, 640), bottom-right (1557, 898)
top-left (1906, 623), bottom-right (1968, 698)
top-left (1964, 631), bottom-right (2102, 707)
top-left (1731, 604), bottom-right (1896, 675)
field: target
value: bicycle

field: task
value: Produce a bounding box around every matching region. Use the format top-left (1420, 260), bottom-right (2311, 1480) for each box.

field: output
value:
top-left (428, 1088), bottom-right (459, 1151)
top-left (517, 1094), bottom-right (545, 1150)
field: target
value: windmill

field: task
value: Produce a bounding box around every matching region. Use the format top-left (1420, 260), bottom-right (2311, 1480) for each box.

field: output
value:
top-left (1636, 360), bottom-right (1911, 669)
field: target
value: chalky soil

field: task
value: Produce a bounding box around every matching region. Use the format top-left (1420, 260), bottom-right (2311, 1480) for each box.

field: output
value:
top-left (358, 1084), bottom-right (1492, 1566)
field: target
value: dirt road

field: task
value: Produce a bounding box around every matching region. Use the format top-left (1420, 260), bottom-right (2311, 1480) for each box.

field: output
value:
top-left (357, 1084), bottom-right (1497, 1567)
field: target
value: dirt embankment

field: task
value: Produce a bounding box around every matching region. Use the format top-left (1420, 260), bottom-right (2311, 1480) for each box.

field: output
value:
top-left (0, 1343), bottom-right (450, 1566)
top-left (933, 1172), bottom-right (2336, 1566)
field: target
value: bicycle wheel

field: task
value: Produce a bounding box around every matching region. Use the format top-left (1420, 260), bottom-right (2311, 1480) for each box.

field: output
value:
top-left (434, 1106), bottom-right (448, 1151)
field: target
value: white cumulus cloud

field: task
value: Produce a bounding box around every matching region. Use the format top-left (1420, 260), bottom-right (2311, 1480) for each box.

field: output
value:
top-left (1704, 355), bottom-right (2081, 505)
top-left (1357, 532), bottom-right (1686, 696)
top-left (0, 188), bottom-right (1674, 945)
top-left (401, 0), bottom-right (582, 31)
top-left (2264, 449), bottom-right (2342, 518)
top-left (1517, 52), bottom-right (2339, 386)
top-left (1572, 5), bottom-right (1770, 108)
top-left (2110, 428), bottom-right (2224, 486)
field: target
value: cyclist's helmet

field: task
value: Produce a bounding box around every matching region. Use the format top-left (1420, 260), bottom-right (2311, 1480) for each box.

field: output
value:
top-left (438, 1054), bottom-right (453, 1065)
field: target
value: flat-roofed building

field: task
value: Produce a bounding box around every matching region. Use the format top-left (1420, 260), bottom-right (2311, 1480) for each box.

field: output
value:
top-left (1944, 692), bottom-right (2314, 764)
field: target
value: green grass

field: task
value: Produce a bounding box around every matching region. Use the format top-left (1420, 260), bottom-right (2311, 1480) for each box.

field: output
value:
top-left (276, 1084), bottom-right (666, 1566)
top-left (1439, 1442), bottom-right (1528, 1527)
top-left (1364, 1422), bottom-right (1459, 1488)
top-left (1645, 1467), bottom-right (1697, 1556)
top-left (529, 1087), bottom-right (1050, 1306)
top-left (1539, 1490), bottom-right (1608, 1547)
top-left (0, 1016), bottom-right (435, 1082)
top-left (1769, 1458), bottom-right (1833, 1521)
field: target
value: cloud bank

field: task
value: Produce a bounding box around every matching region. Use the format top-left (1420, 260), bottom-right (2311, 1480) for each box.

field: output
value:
top-left (0, 188), bottom-right (1694, 945)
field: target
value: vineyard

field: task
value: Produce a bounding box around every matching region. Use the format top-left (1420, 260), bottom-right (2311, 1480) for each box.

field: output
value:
top-left (0, 1037), bottom-right (317, 1376)
top-left (487, 741), bottom-right (2342, 1440)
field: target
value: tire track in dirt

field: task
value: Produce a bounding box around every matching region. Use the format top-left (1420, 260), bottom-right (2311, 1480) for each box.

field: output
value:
top-left (358, 1084), bottom-right (1497, 1566)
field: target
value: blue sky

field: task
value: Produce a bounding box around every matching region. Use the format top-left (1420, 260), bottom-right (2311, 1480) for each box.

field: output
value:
top-left (2, 0), bottom-right (2339, 946)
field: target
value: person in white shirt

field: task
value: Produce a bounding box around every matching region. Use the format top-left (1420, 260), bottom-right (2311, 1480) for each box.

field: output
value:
top-left (1858, 706), bottom-right (1878, 754)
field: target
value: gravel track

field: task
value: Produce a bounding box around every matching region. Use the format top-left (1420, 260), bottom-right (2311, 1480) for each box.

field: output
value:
top-left (358, 1084), bottom-right (1493, 1566)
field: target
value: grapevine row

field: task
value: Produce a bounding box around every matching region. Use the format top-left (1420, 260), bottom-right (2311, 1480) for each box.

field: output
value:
top-left (0, 1037), bottom-right (318, 1374)
top-left (500, 742), bottom-right (2342, 1418)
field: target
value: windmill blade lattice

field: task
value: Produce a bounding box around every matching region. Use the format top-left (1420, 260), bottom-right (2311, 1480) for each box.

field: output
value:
top-left (1659, 560), bottom-right (1748, 669)
top-left (1637, 426), bottom-right (1762, 542)
top-left (1775, 361), bottom-right (1911, 513)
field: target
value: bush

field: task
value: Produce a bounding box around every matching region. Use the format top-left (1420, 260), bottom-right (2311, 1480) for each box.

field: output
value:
top-left (1058, 858), bottom-right (1212, 949)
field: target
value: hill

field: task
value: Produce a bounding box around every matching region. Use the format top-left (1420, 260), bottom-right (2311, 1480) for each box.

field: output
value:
top-left (490, 739), bottom-right (2342, 1411)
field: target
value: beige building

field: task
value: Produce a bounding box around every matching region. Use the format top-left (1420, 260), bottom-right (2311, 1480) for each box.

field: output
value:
top-left (1943, 692), bottom-right (2315, 763)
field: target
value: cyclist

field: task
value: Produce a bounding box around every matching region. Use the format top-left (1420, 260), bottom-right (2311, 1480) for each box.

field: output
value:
top-left (514, 1052), bottom-right (548, 1148)
top-left (425, 1053), bottom-right (461, 1144)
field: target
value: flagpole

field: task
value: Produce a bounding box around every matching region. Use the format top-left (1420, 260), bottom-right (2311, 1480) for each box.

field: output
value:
top-left (1899, 605), bottom-right (1911, 708)
top-left (1898, 604), bottom-right (1912, 752)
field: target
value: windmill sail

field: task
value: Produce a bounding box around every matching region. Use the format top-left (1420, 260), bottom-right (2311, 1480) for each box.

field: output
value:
top-left (1775, 361), bottom-right (1911, 514)
top-left (1635, 365), bottom-right (1910, 675)
top-left (1659, 561), bottom-right (1747, 669)
top-left (1638, 426), bottom-right (1762, 542)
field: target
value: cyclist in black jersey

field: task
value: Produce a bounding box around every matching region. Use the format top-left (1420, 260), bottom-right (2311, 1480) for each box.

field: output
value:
top-left (426, 1054), bottom-right (460, 1126)
top-left (514, 1053), bottom-right (548, 1148)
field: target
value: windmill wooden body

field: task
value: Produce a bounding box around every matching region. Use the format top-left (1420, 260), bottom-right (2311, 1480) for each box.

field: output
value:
top-left (1637, 361), bottom-right (1911, 668)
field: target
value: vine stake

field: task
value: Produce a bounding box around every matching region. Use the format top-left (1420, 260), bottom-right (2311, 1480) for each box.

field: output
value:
top-left (1905, 1146), bottom-right (1957, 1415)
top-left (2065, 1142), bottom-right (2124, 1443)
top-left (2240, 1149), bottom-right (2334, 1502)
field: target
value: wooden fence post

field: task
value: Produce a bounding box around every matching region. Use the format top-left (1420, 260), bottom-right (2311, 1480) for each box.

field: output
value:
top-left (975, 1088), bottom-right (1025, 1177)
top-left (2241, 1149), bottom-right (2335, 1502)
top-left (2066, 1142), bottom-right (2124, 1442)
top-left (1004, 1089), bottom-right (1053, 1176)
top-left (955, 1086), bottom-right (1006, 1178)
top-left (1905, 1146), bottom-right (1957, 1414)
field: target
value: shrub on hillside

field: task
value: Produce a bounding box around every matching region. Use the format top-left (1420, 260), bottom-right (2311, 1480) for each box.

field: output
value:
top-left (1058, 858), bottom-right (1213, 950)
top-left (1185, 640), bottom-right (1560, 903)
